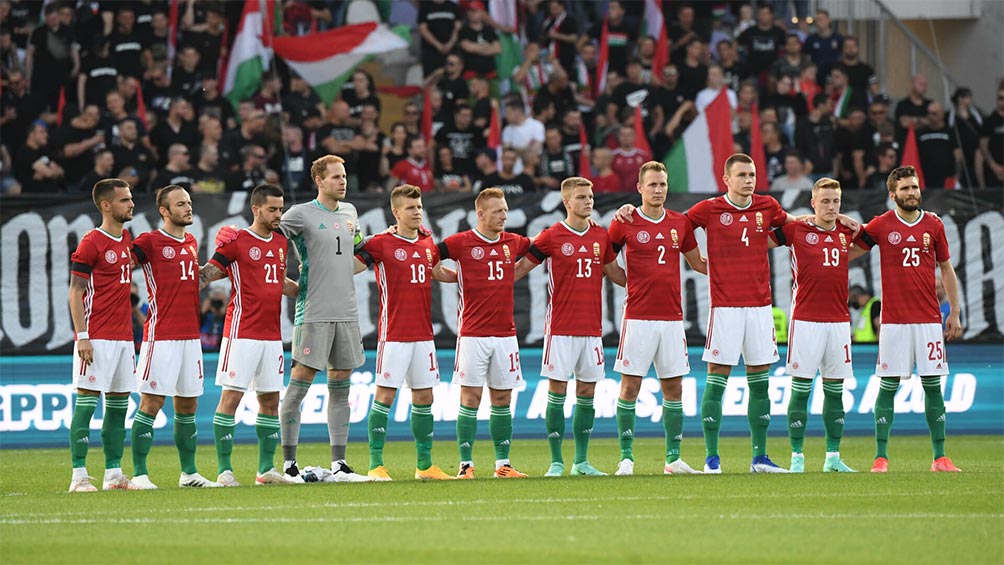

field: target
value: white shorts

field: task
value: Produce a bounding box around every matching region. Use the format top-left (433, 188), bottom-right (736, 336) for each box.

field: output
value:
top-left (785, 320), bottom-right (853, 379)
top-left (73, 339), bottom-right (135, 393)
top-left (136, 339), bottom-right (205, 397)
top-left (453, 336), bottom-right (523, 390)
top-left (375, 340), bottom-right (441, 390)
top-left (702, 306), bottom-right (780, 366)
top-left (876, 323), bottom-right (949, 378)
top-left (614, 319), bottom-right (689, 378)
top-left (541, 335), bottom-right (605, 382)
top-left (216, 338), bottom-right (285, 393)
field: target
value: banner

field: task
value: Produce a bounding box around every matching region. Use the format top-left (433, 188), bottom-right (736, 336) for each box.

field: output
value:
top-left (1, 345), bottom-right (1000, 448)
top-left (1, 190), bottom-right (1002, 356)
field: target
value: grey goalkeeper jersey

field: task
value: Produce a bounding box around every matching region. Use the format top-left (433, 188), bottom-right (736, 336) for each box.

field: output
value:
top-left (281, 199), bottom-right (361, 324)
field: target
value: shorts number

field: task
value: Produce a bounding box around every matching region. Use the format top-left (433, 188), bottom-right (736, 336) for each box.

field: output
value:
top-left (179, 260), bottom-right (195, 280)
top-left (740, 227), bottom-right (749, 247)
top-left (487, 260), bottom-right (504, 281)
top-left (822, 248), bottom-right (840, 266)
top-left (508, 352), bottom-right (520, 372)
top-left (902, 248), bottom-right (920, 267)
top-left (278, 354), bottom-right (285, 374)
top-left (594, 346), bottom-right (603, 365)
top-left (657, 245), bottom-right (667, 264)
top-left (264, 263), bottom-right (279, 284)
top-left (576, 258), bottom-right (592, 278)
top-left (843, 344), bottom-right (851, 363)
top-left (410, 263), bottom-right (427, 283)
top-left (927, 341), bottom-right (944, 361)
top-left (428, 352), bottom-right (437, 371)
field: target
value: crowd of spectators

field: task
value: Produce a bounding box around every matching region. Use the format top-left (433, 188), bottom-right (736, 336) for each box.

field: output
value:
top-left (1, 0), bottom-right (1002, 197)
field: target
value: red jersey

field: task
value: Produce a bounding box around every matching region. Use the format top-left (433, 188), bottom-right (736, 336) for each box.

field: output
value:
top-left (391, 158), bottom-right (434, 192)
top-left (527, 221), bottom-right (616, 336)
top-left (611, 148), bottom-right (651, 191)
top-left (358, 232), bottom-right (439, 342)
top-left (687, 194), bottom-right (787, 307)
top-left (439, 230), bottom-right (531, 337)
top-left (70, 228), bottom-right (134, 341)
top-left (857, 210), bottom-right (949, 324)
top-left (608, 209), bottom-right (697, 321)
top-left (774, 222), bottom-right (857, 323)
top-left (209, 228), bottom-right (288, 341)
top-left (592, 173), bottom-right (623, 193)
top-left (133, 229), bottom-right (201, 340)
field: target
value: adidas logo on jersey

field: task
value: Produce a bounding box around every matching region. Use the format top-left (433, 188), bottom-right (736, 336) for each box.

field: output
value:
top-left (740, 215), bottom-right (749, 222)
top-left (121, 251), bottom-right (128, 258)
top-left (578, 246), bottom-right (587, 253)
top-left (220, 433), bottom-right (233, 441)
top-left (825, 236), bottom-right (834, 242)
top-left (266, 250), bottom-right (274, 258)
top-left (180, 248), bottom-right (189, 255)
top-left (490, 249), bottom-right (499, 256)
top-left (138, 432), bottom-right (153, 439)
top-left (907, 235), bottom-right (916, 242)
top-left (655, 233), bottom-right (665, 240)
top-left (548, 431), bottom-right (561, 438)
top-left (318, 223), bottom-right (327, 230)
top-left (412, 252), bottom-right (421, 258)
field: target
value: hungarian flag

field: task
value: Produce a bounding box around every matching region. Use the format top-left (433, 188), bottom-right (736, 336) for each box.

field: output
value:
top-left (900, 122), bottom-right (927, 188)
top-left (595, 18), bottom-right (610, 95)
top-left (135, 82), bottom-right (149, 128)
top-left (578, 123), bottom-right (590, 176)
top-left (644, 0), bottom-right (668, 79)
top-left (222, 0), bottom-right (274, 110)
top-left (487, 104), bottom-right (502, 167)
top-left (56, 86), bottom-right (66, 126)
top-left (665, 90), bottom-right (734, 192)
top-left (833, 86), bottom-right (853, 119)
top-left (271, 22), bottom-right (408, 105)
top-left (750, 103), bottom-right (768, 191)
top-left (490, 0), bottom-right (522, 84)
top-left (633, 105), bottom-right (652, 156)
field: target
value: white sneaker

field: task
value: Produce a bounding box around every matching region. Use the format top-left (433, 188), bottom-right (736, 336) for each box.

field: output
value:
top-left (664, 459), bottom-right (702, 474)
top-left (329, 460), bottom-right (372, 482)
top-left (131, 474), bottom-right (159, 490)
top-left (68, 476), bottom-right (98, 493)
top-left (281, 462), bottom-right (306, 483)
top-left (179, 472), bottom-right (222, 488)
top-left (216, 470), bottom-right (241, 487)
top-left (614, 458), bottom-right (634, 476)
top-left (255, 468), bottom-right (294, 485)
top-left (103, 472), bottom-right (140, 491)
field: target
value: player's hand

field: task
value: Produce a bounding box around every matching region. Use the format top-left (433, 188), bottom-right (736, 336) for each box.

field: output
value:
top-left (613, 204), bottom-right (636, 223)
top-left (77, 339), bottom-right (94, 365)
top-left (418, 224), bottom-right (432, 237)
top-left (587, 218), bottom-right (602, 228)
top-left (944, 312), bottom-right (963, 341)
top-left (837, 214), bottom-right (860, 235)
top-left (215, 224), bottom-right (240, 247)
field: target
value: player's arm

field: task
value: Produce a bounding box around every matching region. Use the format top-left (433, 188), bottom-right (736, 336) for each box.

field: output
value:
top-left (683, 247), bottom-right (708, 275)
top-left (849, 223), bottom-right (874, 261)
top-left (938, 260), bottom-right (963, 341)
top-left (513, 256), bottom-right (539, 281)
top-left (431, 262), bottom-right (457, 283)
top-left (68, 274), bottom-right (93, 364)
top-left (847, 243), bottom-right (869, 261)
top-left (602, 260), bottom-right (626, 287)
top-left (613, 203), bottom-right (637, 223)
top-left (282, 276), bottom-right (299, 297)
top-left (198, 263), bottom-right (227, 289)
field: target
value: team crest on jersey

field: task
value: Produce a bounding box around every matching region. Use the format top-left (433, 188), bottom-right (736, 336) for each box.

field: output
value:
top-left (503, 244), bottom-right (511, 262)
top-left (162, 246), bottom-right (176, 259)
top-left (671, 229), bottom-right (679, 246)
top-left (755, 212), bottom-right (764, 231)
top-left (394, 248), bottom-right (408, 261)
top-left (471, 246), bottom-right (485, 260)
top-left (805, 233), bottom-right (819, 245)
top-left (279, 249), bottom-right (284, 263)
top-left (888, 232), bottom-right (902, 245)
top-left (104, 250), bottom-right (118, 264)
top-left (881, 363), bottom-right (888, 370)
top-left (425, 249), bottom-right (433, 264)
top-left (636, 231), bottom-right (651, 244)
top-left (561, 242), bottom-right (575, 256)
top-left (923, 232), bottom-right (931, 252)
top-left (347, 221), bottom-right (354, 233)
top-left (720, 213), bottom-right (734, 226)
top-left (593, 242), bottom-right (601, 258)
top-left (839, 233), bottom-right (848, 250)
top-left (249, 247), bottom-right (262, 260)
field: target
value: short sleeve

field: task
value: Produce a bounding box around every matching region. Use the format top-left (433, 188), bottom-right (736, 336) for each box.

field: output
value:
top-left (279, 206), bottom-right (304, 238)
top-left (769, 197), bottom-right (787, 228)
top-left (608, 220), bottom-right (626, 248)
top-left (933, 216), bottom-right (950, 261)
top-left (132, 232), bottom-right (152, 265)
top-left (680, 221), bottom-right (698, 253)
top-left (209, 238), bottom-right (239, 270)
top-left (858, 220), bottom-right (879, 250)
top-left (360, 235), bottom-right (383, 265)
top-left (526, 227), bottom-right (551, 264)
top-left (686, 199), bottom-right (710, 229)
top-left (440, 233), bottom-right (462, 260)
top-left (70, 237), bottom-right (98, 278)
top-left (515, 234), bottom-right (532, 257)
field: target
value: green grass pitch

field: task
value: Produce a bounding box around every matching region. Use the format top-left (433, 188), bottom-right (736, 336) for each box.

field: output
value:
top-left (2, 435), bottom-right (1002, 564)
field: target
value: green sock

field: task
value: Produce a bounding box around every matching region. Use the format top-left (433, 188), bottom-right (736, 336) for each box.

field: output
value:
top-left (702, 374), bottom-right (728, 458)
top-left (101, 397), bottom-right (129, 469)
top-left (747, 371), bottom-right (771, 458)
top-left (616, 399), bottom-right (636, 461)
top-left (821, 381), bottom-right (845, 453)
top-left (174, 412), bottom-right (198, 475)
top-left (663, 399), bottom-right (683, 464)
top-left (255, 414), bottom-right (280, 475)
top-left (572, 396), bottom-right (595, 465)
top-left (787, 377), bottom-right (812, 454)
top-left (411, 403), bottom-right (434, 471)
top-left (489, 405), bottom-right (512, 461)
top-left (213, 412), bottom-right (236, 474)
top-left (130, 410), bottom-right (156, 476)
top-left (367, 400), bottom-right (391, 470)
top-left (921, 376), bottom-right (947, 459)
top-left (545, 392), bottom-right (566, 464)
top-left (874, 378), bottom-right (899, 459)
top-left (456, 405), bottom-right (478, 462)
top-left (70, 395), bottom-right (99, 468)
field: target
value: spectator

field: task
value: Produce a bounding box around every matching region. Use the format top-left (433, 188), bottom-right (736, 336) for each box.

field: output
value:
top-left (948, 87), bottom-right (983, 187)
top-left (469, 76), bottom-right (493, 130)
top-left (761, 120), bottom-right (788, 185)
top-left (695, 65), bottom-right (737, 113)
top-left (676, 39), bottom-right (708, 102)
top-left (864, 142), bottom-right (898, 190)
top-left (771, 33), bottom-right (810, 80)
top-left (171, 45), bottom-right (203, 99)
top-left (535, 67), bottom-right (578, 123)
top-left (356, 103), bottom-right (385, 192)
top-left (432, 53), bottom-right (469, 121)
top-left (560, 109), bottom-right (586, 171)
top-left (978, 86), bottom-right (1004, 188)
top-left (737, 4), bottom-right (786, 82)
top-left (100, 91), bottom-right (146, 146)
top-left (917, 102), bottom-right (962, 189)
top-left (13, 121), bottom-right (64, 193)
top-left (829, 66), bottom-right (866, 122)
top-left (579, 0), bottom-right (635, 77)
top-left (836, 36), bottom-right (874, 98)
top-left (435, 103), bottom-right (483, 178)
top-left (803, 9), bottom-right (842, 84)
top-left (150, 143), bottom-right (196, 190)
top-left (849, 285), bottom-right (880, 342)
top-left (636, 36), bottom-right (656, 84)
top-left (894, 74), bottom-right (932, 139)
top-left (470, 148), bottom-right (498, 193)
top-left (833, 107), bottom-right (869, 188)
top-left (502, 99), bottom-right (545, 163)
top-left (539, 0), bottom-right (578, 75)
top-left (434, 145), bottom-right (471, 192)
top-left (794, 93), bottom-right (836, 178)
top-left (388, 136), bottom-right (434, 192)
top-left (863, 98), bottom-right (895, 161)
top-left (669, 4), bottom-right (701, 61)
top-left (225, 144), bottom-right (267, 192)
top-left (512, 41), bottom-right (555, 105)
top-left (283, 74), bottom-right (323, 127)
top-left (273, 125), bottom-right (314, 196)
top-left (77, 38), bottom-right (117, 110)
top-left (401, 100), bottom-right (422, 138)
top-left (770, 151), bottom-right (813, 190)
top-left (765, 73), bottom-right (808, 143)
top-left (591, 147), bottom-right (621, 192)
top-left (108, 6), bottom-right (147, 79)
top-left (612, 58), bottom-right (653, 117)
top-left (110, 117), bottom-right (154, 190)
top-left (611, 126), bottom-right (650, 191)
top-left (343, 69), bottom-right (380, 123)
top-left (716, 39), bottom-right (749, 93)
top-left (181, 3), bottom-right (226, 76)
top-left (198, 115), bottom-right (224, 155)
top-left (799, 63), bottom-right (821, 110)
top-left (418, 0), bottom-right (461, 77)
top-left (0, 68), bottom-right (32, 152)
top-left (381, 121), bottom-right (410, 178)
top-left (733, 3), bottom-right (755, 39)
top-left (200, 287), bottom-right (227, 350)
top-left (458, 2), bottom-right (500, 77)
top-left (536, 125), bottom-right (573, 190)
top-left (142, 64), bottom-right (176, 117)
top-left (251, 71), bottom-right (282, 115)
top-left (145, 11), bottom-right (170, 67)
top-left (594, 70), bottom-right (623, 138)
top-left (573, 41), bottom-right (599, 104)
top-left (117, 166), bottom-right (141, 191)
top-left (192, 77), bottom-right (236, 129)
top-left (149, 97), bottom-right (199, 168)
top-left (477, 146), bottom-right (537, 194)
top-left (25, 3), bottom-right (75, 117)
top-left (191, 142), bottom-right (226, 194)
top-left (53, 104), bottom-right (103, 183)
top-left (76, 148), bottom-right (115, 194)
top-left (649, 64), bottom-right (690, 149)
top-left (221, 107), bottom-right (268, 171)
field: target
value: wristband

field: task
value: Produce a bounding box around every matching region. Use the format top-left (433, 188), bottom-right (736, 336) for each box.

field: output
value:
top-left (76, 332), bottom-right (89, 340)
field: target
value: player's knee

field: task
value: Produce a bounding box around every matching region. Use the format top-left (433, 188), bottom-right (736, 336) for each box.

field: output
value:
top-left (660, 377), bottom-right (682, 399)
top-left (619, 376), bottom-right (641, 399)
top-left (256, 392), bottom-right (280, 414)
top-left (411, 388), bottom-right (434, 405)
top-left (139, 393), bottom-right (166, 414)
top-left (173, 396), bottom-right (198, 414)
top-left (547, 379), bottom-right (568, 395)
top-left (374, 386), bottom-right (398, 405)
top-left (574, 381), bottom-right (596, 397)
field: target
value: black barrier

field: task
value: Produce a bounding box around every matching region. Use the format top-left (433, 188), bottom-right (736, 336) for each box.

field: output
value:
top-left (1, 189), bottom-right (1001, 355)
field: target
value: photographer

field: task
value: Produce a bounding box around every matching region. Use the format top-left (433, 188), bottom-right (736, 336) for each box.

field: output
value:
top-left (199, 287), bottom-right (226, 350)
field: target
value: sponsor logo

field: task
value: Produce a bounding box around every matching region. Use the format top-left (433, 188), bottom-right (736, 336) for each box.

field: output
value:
top-left (105, 250), bottom-right (118, 264)
top-left (317, 223), bottom-right (327, 230)
top-left (620, 430), bottom-right (633, 437)
top-left (824, 235), bottom-right (833, 243)
top-left (876, 417), bottom-right (887, 424)
top-left (249, 247), bottom-right (262, 261)
top-left (636, 231), bottom-right (650, 244)
top-left (702, 416), bottom-right (716, 423)
top-left (806, 233), bottom-right (819, 245)
top-left (561, 243), bottom-right (575, 256)
top-left (759, 414), bottom-right (771, 421)
top-left (937, 414), bottom-right (946, 422)
top-left (162, 247), bottom-right (176, 259)
top-left (489, 249), bottom-right (498, 256)
top-left (459, 441), bottom-right (471, 448)
top-left (739, 215), bottom-right (749, 223)
top-left (268, 432), bottom-right (279, 440)
top-left (76, 437), bottom-right (89, 444)
top-left (578, 245), bottom-right (587, 253)
top-left (888, 232), bottom-right (902, 245)
top-left (582, 428), bottom-right (593, 435)
top-left (121, 251), bottom-right (128, 258)
top-left (394, 248), bottom-right (407, 261)
top-left (548, 431), bottom-right (561, 438)
top-left (471, 247), bottom-right (484, 260)
top-left (835, 418), bottom-right (845, 424)
top-left (499, 439), bottom-right (510, 446)
top-left (412, 251), bottom-right (421, 259)
top-left (907, 235), bottom-right (916, 242)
